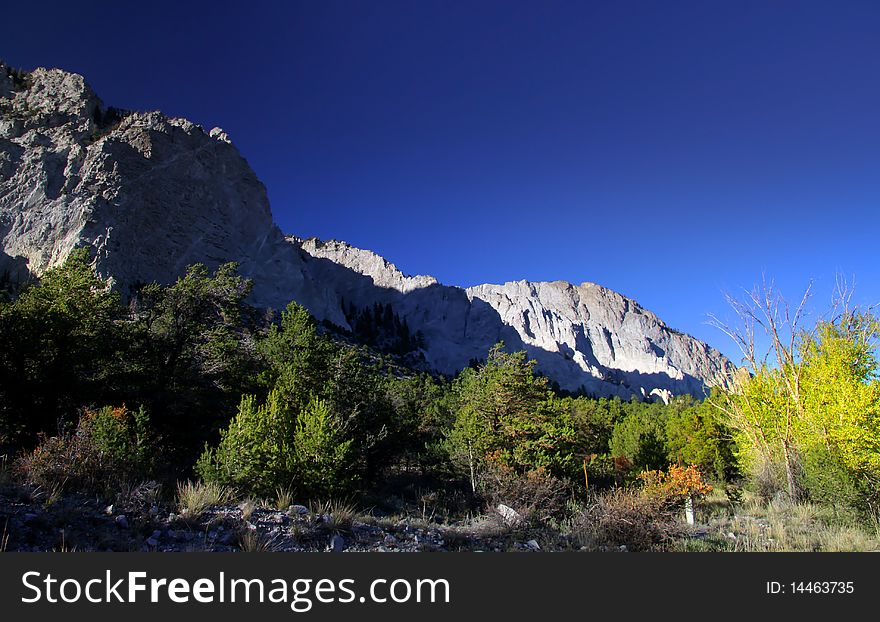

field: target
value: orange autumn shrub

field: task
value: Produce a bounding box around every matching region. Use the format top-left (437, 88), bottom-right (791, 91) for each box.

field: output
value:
top-left (15, 405), bottom-right (154, 494)
top-left (638, 464), bottom-right (712, 510)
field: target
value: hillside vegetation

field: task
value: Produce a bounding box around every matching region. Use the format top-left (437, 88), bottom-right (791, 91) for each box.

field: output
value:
top-left (1, 253), bottom-right (878, 551)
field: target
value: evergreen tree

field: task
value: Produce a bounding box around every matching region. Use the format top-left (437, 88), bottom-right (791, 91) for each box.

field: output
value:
top-left (0, 248), bottom-right (122, 439)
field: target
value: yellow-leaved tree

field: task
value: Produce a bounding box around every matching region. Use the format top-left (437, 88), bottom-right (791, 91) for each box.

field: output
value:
top-left (710, 279), bottom-right (880, 517)
top-left (797, 313), bottom-right (880, 515)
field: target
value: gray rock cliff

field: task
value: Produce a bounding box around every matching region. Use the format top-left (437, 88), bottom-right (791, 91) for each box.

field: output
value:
top-left (0, 63), bottom-right (734, 398)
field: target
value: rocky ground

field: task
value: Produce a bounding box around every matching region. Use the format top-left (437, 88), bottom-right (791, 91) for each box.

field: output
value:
top-left (7, 481), bottom-right (870, 553)
top-left (0, 484), bottom-right (565, 553)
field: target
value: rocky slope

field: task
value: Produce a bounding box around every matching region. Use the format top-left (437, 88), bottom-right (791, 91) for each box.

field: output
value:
top-left (0, 63), bottom-right (734, 398)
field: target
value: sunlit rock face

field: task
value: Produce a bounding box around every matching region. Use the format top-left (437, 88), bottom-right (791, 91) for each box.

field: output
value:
top-left (0, 63), bottom-right (320, 308)
top-left (0, 63), bottom-right (734, 399)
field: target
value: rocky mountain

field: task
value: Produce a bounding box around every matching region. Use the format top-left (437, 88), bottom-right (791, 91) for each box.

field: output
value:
top-left (0, 62), bottom-right (734, 398)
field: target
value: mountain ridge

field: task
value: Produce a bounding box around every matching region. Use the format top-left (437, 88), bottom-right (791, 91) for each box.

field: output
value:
top-left (0, 62), bottom-right (735, 398)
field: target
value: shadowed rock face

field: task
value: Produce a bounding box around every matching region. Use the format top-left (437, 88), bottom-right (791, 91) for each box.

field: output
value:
top-left (297, 240), bottom-right (734, 398)
top-left (0, 63), bottom-right (734, 398)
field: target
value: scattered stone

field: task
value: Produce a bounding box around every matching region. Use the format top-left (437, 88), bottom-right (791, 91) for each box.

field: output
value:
top-left (146, 537), bottom-right (159, 547)
top-left (526, 539), bottom-right (541, 551)
top-left (496, 504), bottom-right (523, 527)
top-left (114, 515), bottom-right (128, 529)
top-left (618, 545), bottom-right (628, 553)
top-left (150, 530), bottom-right (162, 540)
top-left (384, 534), bottom-right (397, 547)
top-left (288, 505), bottom-right (309, 516)
top-left (104, 505), bottom-right (114, 516)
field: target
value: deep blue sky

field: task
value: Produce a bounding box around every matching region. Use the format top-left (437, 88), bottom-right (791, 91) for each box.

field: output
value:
top-left (4, 1), bottom-right (879, 363)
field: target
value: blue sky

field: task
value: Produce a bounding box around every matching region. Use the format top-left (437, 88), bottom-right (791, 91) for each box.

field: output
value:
top-left (4, 1), bottom-right (879, 363)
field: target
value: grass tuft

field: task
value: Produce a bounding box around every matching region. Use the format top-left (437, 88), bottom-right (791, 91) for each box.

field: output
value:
top-left (274, 486), bottom-right (294, 511)
top-left (310, 500), bottom-right (358, 534)
top-left (238, 529), bottom-right (280, 552)
top-left (177, 480), bottom-right (231, 520)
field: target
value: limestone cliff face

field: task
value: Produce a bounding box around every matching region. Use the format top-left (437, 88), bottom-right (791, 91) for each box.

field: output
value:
top-left (295, 239), bottom-right (733, 398)
top-left (0, 63), bottom-right (734, 398)
top-left (464, 280), bottom-right (732, 399)
top-left (0, 63), bottom-right (312, 306)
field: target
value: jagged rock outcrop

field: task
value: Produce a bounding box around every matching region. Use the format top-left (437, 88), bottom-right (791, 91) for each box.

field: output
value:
top-left (0, 62), bottom-right (322, 308)
top-left (464, 280), bottom-right (731, 398)
top-left (0, 63), bottom-right (734, 398)
top-left (297, 239), bottom-right (732, 397)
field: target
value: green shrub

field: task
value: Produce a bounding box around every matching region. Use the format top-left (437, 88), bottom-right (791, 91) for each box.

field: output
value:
top-left (196, 390), bottom-right (295, 497)
top-left (292, 397), bottom-right (354, 498)
top-left (665, 397), bottom-right (738, 483)
top-left (444, 344), bottom-right (579, 491)
top-left (610, 409), bottom-right (668, 473)
top-left (801, 446), bottom-right (867, 519)
top-left (88, 405), bottom-right (152, 472)
top-left (583, 453), bottom-right (617, 489)
top-left (258, 302), bottom-right (400, 481)
top-left (197, 391), bottom-right (355, 499)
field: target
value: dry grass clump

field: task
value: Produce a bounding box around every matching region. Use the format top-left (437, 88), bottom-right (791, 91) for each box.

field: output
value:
top-left (238, 529), bottom-right (281, 552)
top-left (13, 406), bottom-right (155, 497)
top-left (15, 432), bottom-right (106, 494)
top-left (274, 486), bottom-right (294, 511)
top-left (573, 488), bottom-right (684, 551)
top-left (729, 499), bottom-right (878, 552)
top-left (177, 480), bottom-right (231, 520)
top-left (310, 500), bottom-right (358, 534)
top-left (481, 464), bottom-right (570, 526)
top-left (676, 491), bottom-right (880, 552)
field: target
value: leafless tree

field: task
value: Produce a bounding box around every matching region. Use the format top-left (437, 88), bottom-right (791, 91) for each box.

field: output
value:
top-left (707, 276), bottom-right (813, 501)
